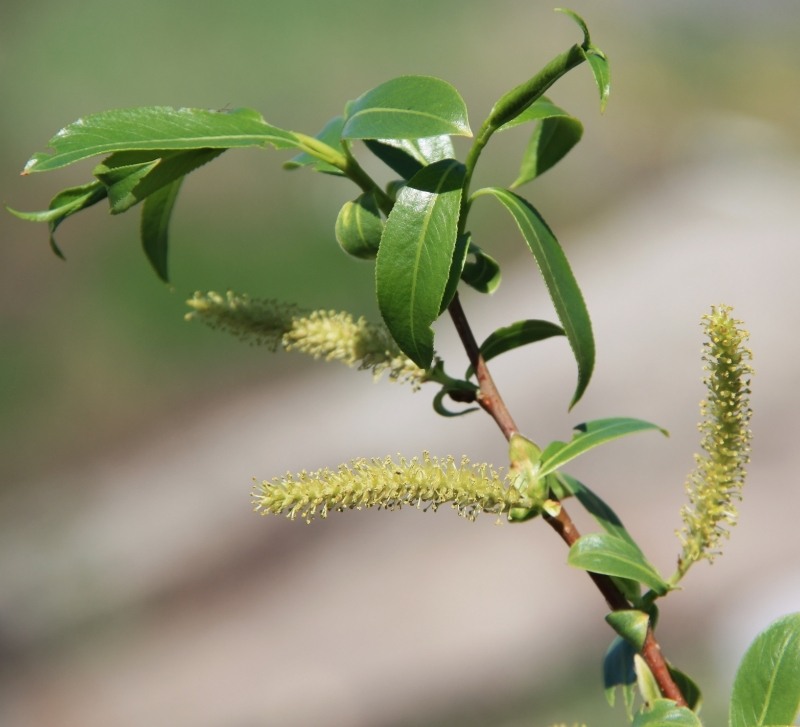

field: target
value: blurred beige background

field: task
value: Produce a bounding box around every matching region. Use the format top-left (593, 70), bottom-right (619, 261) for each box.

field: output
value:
top-left (2, 2), bottom-right (799, 725)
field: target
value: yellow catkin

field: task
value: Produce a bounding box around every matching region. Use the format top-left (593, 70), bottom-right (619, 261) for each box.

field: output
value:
top-left (253, 453), bottom-right (528, 523)
top-left (677, 306), bottom-right (753, 575)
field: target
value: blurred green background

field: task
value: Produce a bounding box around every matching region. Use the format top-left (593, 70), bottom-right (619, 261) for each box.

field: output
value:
top-left (2, 1), bottom-right (799, 725)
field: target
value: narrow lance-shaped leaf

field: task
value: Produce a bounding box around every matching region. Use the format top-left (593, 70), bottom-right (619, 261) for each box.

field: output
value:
top-left (140, 178), bottom-right (184, 282)
top-left (376, 159), bottom-right (465, 368)
top-left (729, 612), bottom-right (800, 727)
top-left (7, 181), bottom-right (108, 258)
top-left (568, 532), bottom-right (670, 596)
top-left (538, 417), bottom-right (668, 477)
top-left (94, 148), bottom-right (225, 213)
top-left (472, 186), bottom-right (593, 408)
top-left (23, 106), bottom-right (299, 173)
top-left (466, 319), bottom-right (565, 378)
top-left (342, 76), bottom-right (471, 141)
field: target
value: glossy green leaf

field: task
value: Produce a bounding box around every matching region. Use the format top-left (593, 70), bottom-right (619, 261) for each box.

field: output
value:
top-left (496, 96), bottom-right (570, 131)
top-left (342, 76), bottom-right (471, 141)
top-left (461, 243), bottom-right (501, 294)
top-left (582, 46), bottom-right (612, 112)
top-left (569, 532), bottom-right (670, 596)
top-left (538, 417), bottom-right (668, 477)
top-left (511, 115), bottom-right (583, 187)
top-left (633, 699), bottom-right (703, 726)
top-left (283, 115), bottom-right (346, 175)
top-left (95, 148), bottom-right (225, 214)
top-left (730, 612), bottom-right (800, 727)
top-left (365, 135), bottom-right (455, 179)
top-left (472, 186), bottom-right (593, 408)
top-left (140, 178), bottom-right (183, 282)
top-left (23, 106), bottom-right (298, 173)
top-left (8, 181), bottom-right (108, 259)
top-left (335, 192), bottom-right (384, 260)
top-left (466, 319), bottom-right (564, 378)
top-left (376, 159), bottom-right (465, 367)
top-left (607, 610), bottom-right (650, 652)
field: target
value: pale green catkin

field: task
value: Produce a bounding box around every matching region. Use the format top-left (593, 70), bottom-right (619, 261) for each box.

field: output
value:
top-left (185, 291), bottom-right (427, 387)
top-left (677, 305), bottom-right (753, 575)
top-left (254, 453), bottom-right (528, 523)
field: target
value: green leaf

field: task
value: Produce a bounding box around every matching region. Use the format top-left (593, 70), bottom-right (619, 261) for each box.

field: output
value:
top-left (569, 532), bottom-right (670, 596)
top-left (365, 135), bottom-right (455, 179)
top-left (496, 96), bottom-right (571, 131)
top-left (582, 46), bottom-right (612, 112)
top-left (8, 181), bottom-right (108, 258)
top-left (283, 115), bottom-right (346, 175)
top-left (467, 319), bottom-right (565, 378)
top-left (140, 178), bottom-right (183, 282)
top-left (432, 387), bottom-right (479, 418)
top-left (538, 417), bottom-right (668, 477)
top-left (669, 667), bottom-right (702, 713)
top-left (335, 191), bottom-right (384, 260)
top-left (555, 472), bottom-right (640, 549)
top-left (634, 654), bottom-right (663, 709)
top-left (607, 610), bottom-right (650, 652)
top-left (632, 699), bottom-right (703, 726)
top-left (94, 148), bottom-right (225, 213)
top-left (376, 159), bottom-right (465, 368)
top-left (604, 636), bottom-right (637, 714)
top-left (511, 115), bottom-right (583, 187)
top-left (730, 612), bottom-right (800, 727)
top-left (472, 187), bottom-right (593, 408)
top-left (342, 76), bottom-right (471, 140)
top-left (23, 106), bottom-right (298, 173)
top-left (461, 243), bottom-right (501, 294)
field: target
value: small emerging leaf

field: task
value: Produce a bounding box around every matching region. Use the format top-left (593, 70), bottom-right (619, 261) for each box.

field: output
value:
top-left (607, 610), bottom-right (650, 652)
top-left (461, 243), bottom-right (501, 294)
top-left (582, 46), bottom-right (611, 112)
top-left (511, 115), bottom-right (583, 187)
top-left (335, 192), bottom-right (384, 260)
top-left (342, 76), bottom-right (471, 141)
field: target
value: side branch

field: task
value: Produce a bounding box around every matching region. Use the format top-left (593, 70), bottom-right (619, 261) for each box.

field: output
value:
top-left (449, 293), bottom-right (686, 707)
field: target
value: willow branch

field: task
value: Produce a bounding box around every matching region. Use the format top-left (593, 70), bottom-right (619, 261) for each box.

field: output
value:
top-left (448, 292), bottom-right (687, 707)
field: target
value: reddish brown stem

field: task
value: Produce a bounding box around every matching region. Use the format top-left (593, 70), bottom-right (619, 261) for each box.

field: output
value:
top-left (447, 293), bottom-right (687, 708)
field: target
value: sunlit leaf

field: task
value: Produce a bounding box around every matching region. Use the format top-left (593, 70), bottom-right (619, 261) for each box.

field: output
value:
top-left (569, 532), bottom-right (670, 596)
top-left (365, 135), bottom-right (455, 180)
top-left (376, 159), bottom-right (465, 367)
top-left (730, 612), bottom-right (800, 727)
top-left (472, 186), bottom-right (593, 408)
top-left (632, 699), bottom-right (702, 726)
top-left (342, 76), bottom-right (471, 140)
top-left (23, 106), bottom-right (298, 173)
top-left (538, 417), bottom-right (668, 476)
